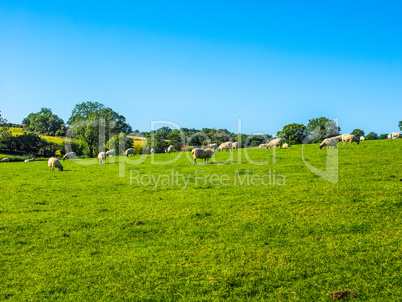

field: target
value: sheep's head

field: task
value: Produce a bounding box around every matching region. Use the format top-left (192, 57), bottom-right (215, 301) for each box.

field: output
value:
top-left (59, 165), bottom-right (63, 171)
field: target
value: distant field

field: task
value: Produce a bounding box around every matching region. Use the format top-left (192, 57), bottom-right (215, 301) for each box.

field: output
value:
top-left (0, 140), bottom-right (401, 301)
top-left (3, 128), bottom-right (143, 148)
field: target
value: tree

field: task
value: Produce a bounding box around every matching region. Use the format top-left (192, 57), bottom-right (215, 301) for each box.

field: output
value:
top-left (155, 127), bottom-right (172, 139)
top-left (244, 134), bottom-right (271, 147)
top-left (306, 117), bottom-right (341, 143)
top-left (379, 134), bottom-right (389, 139)
top-left (67, 102), bottom-right (131, 157)
top-left (366, 132), bottom-right (378, 140)
top-left (0, 111), bottom-right (12, 150)
top-left (167, 129), bottom-right (184, 151)
top-left (22, 108), bottom-right (65, 136)
top-left (351, 129), bottom-right (365, 138)
top-left (106, 133), bottom-right (133, 155)
top-left (277, 123), bottom-right (307, 145)
top-left (146, 132), bottom-right (169, 153)
top-left (399, 121), bottom-right (402, 131)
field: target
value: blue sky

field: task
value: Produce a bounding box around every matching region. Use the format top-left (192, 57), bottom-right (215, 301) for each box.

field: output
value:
top-left (1, 1), bottom-right (401, 135)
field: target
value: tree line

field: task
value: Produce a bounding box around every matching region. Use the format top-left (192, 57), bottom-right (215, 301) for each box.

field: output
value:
top-left (0, 104), bottom-right (401, 157)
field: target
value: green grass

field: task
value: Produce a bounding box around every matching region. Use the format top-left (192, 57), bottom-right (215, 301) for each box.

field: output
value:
top-left (1, 140), bottom-right (401, 301)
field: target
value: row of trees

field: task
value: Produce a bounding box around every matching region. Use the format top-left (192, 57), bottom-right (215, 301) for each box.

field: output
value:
top-left (1, 107), bottom-right (401, 157)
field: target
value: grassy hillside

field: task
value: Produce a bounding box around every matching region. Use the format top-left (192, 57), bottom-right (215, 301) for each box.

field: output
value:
top-left (0, 140), bottom-right (401, 301)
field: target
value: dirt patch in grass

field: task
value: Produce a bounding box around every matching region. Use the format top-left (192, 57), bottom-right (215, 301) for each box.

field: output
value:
top-left (329, 289), bottom-right (357, 300)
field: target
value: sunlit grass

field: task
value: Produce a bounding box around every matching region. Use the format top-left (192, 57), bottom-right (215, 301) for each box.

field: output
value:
top-left (0, 139), bottom-right (401, 301)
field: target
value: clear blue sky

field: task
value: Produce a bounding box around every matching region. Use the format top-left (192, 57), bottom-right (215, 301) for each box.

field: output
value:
top-left (1, 1), bottom-right (401, 135)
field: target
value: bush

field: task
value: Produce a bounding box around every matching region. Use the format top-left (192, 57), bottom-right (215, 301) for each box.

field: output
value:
top-left (0, 133), bottom-right (60, 157)
top-left (133, 141), bottom-right (144, 155)
top-left (61, 140), bottom-right (84, 156)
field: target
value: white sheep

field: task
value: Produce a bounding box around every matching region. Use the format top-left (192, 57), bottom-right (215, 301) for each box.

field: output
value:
top-left (232, 142), bottom-right (239, 150)
top-left (125, 148), bottom-right (134, 157)
top-left (106, 150), bottom-right (115, 157)
top-left (206, 143), bottom-right (217, 149)
top-left (48, 157), bottom-right (63, 172)
top-left (259, 143), bottom-right (268, 148)
top-left (24, 158), bottom-right (35, 162)
top-left (217, 142), bottom-right (232, 152)
top-left (392, 132), bottom-right (401, 139)
top-left (282, 143), bottom-right (289, 148)
top-left (360, 136), bottom-right (365, 141)
top-left (388, 134), bottom-right (392, 139)
top-left (319, 137), bottom-right (339, 150)
top-left (266, 138), bottom-right (283, 149)
top-left (151, 148), bottom-right (155, 154)
top-left (341, 134), bottom-right (360, 145)
top-left (98, 152), bottom-right (106, 164)
top-left (63, 152), bottom-right (76, 161)
top-left (192, 148), bottom-right (215, 164)
top-left (167, 145), bottom-right (174, 153)
top-left (1, 157), bottom-right (10, 162)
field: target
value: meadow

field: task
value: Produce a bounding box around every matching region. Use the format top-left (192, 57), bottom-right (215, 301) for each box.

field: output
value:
top-left (0, 139), bottom-right (401, 301)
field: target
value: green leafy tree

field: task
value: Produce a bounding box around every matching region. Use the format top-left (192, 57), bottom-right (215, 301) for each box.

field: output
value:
top-left (306, 117), bottom-right (341, 143)
top-left (67, 102), bottom-right (131, 157)
top-left (351, 129), bottom-right (365, 138)
top-left (106, 133), bottom-right (133, 155)
top-left (167, 129), bottom-right (184, 151)
top-left (399, 121), bottom-right (402, 131)
top-left (277, 123), bottom-right (307, 145)
top-left (244, 134), bottom-right (272, 147)
top-left (213, 129), bottom-right (233, 145)
top-left (187, 132), bottom-right (207, 147)
top-left (379, 134), bottom-right (389, 139)
top-left (366, 132), bottom-right (378, 140)
top-left (0, 111), bottom-right (11, 138)
top-left (155, 127), bottom-right (172, 139)
top-left (146, 132), bottom-right (169, 153)
top-left (22, 108), bottom-right (65, 136)
top-left (0, 111), bottom-right (12, 150)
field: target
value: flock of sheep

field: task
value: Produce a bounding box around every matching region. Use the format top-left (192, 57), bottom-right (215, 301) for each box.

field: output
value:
top-left (1, 131), bottom-right (400, 169)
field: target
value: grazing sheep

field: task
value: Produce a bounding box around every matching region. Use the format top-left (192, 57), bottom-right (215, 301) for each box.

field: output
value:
top-left (98, 152), bottom-right (106, 164)
top-left (206, 143), bottom-right (217, 149)
top-left (125, 148), bottom-right (135, 157)
top-left (388, 134), bottom-right (392, 139)
top-left (266, 138), bottom-right (283, 149)
top-left (167, 145), bottom-right (174, 153)
top-left (151, 148), bottom-right (155, 154)
top-left (217, 142), bottom-right (232, 152)
top-left (392, 132), bottom-right (401, 139)
top-left (259, 143), bottom-right (268, 148)
top-left (63, 152), bottom-right (76, 161)
top-left (282, 143), bottom-right (289, 148)
top-left (24, 158), bottom-right (35, 162)
top-left (319, 137), bottom-right (339, 150)
top-left (192, 148), bottom-right (215, 164)
top-left (360, 136), bottom-right (365, 141)
top-left (106, 150), bottom-right (115, 157)
top-left (341, 134), bottom-right (360, 145)
top-left (48, 157), bottom-right (63, 172)
top-left (232, 142), bottom-right (239, 150)
top-left (1, 157), bottom-right (10, 162)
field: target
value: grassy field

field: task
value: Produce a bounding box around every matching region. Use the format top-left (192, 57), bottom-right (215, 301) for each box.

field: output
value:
top-left (1, 139), bottom-right (401, 301)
